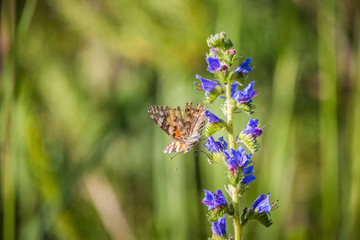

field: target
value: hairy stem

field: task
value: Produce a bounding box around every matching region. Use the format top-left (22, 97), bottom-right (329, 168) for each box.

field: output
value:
top-left (225, 81), bottom-right (242, 240)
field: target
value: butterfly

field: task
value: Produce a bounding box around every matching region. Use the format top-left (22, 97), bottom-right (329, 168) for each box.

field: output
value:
top-left (148, 102), bottom-right (206, 153)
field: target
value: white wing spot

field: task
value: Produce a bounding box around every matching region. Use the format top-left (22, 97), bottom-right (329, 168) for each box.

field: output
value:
top-left (157, 117), bottom-right (164, 125)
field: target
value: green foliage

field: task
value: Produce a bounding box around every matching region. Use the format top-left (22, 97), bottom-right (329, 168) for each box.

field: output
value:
top-left (203, 121), bottom-right (227, 137)
top-left (241, 207), bottom-right (273, 228)
top-left (236, 102), bottom-right (256, 115)
top-left (237, 132), bottom-right (262, 154)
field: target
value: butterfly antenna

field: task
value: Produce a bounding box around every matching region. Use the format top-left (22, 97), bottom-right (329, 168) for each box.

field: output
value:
top-left (169, 152), bottom-right (181, 160)
top-left (195, 147), bottom-right (212, 159)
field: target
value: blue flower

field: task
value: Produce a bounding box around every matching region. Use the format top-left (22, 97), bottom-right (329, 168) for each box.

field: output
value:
top-left (243, 165), bottom-right (254, 175)
top-left (205, 136), bottom-right (221, 153)
top-left (205, 136), bottom-right (228, 154)
top-left (211, 216), bottom-right (227, 237)
top-left (202, 190), bottom-right (227, 210)
top-left (241, 174), bottom-right (256, 185)
top-left (226, 145), bottom-right (252, 171)
top-left (235, 58), bottom-right (252, 75)
top-left (194, 75), bottom-right (220, 96)
top-left (243, 117), bottom-right (263, 137)
top-left (231, 82), bottom-right (238, 97)
top-left (205, 110), bottom-right (220, 123)
top-left (241, 166), bottom-right (256, 185)
top-left (218, 137), bottom-right (228, 151)
top-left (233, 81), bottom-right (258, 103)
top-left (207, 56), bottom-right (222, 72)
top-left (251, 193), bottom-right (272, 214)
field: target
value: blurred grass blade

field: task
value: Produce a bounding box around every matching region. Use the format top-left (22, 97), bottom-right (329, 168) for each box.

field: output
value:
top-left (348, 18), bottom-right (360, 239)
top-left (318, 0), bottom-right (339, 239)
top-left (85, 174), bottom-right (135, 240)
top-left (1, 0), bottom-right (16, 239)
top-left (257, 49), bottom-right (298, 240)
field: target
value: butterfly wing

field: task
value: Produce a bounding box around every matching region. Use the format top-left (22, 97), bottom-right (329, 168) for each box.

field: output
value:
top-left (163, 139), bottom-right (187, 153)
top-left (148, 105), bottom-right (182, 139)
top-left (187, 103), bottom-right (206, 137)
top-left (148, 102), bottom-right (206, 154)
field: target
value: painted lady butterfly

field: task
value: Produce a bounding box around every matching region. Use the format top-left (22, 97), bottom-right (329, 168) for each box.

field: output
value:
top-left (148, 102), bottom-right (206, 153)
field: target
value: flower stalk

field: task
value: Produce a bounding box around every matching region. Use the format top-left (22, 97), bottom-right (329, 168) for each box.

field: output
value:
top-left (151, 32), bottom-right (279, 240)
top-left (199, 32), bottom-right (278, 240)
top-left (225, 80), bottom-right (242, 239)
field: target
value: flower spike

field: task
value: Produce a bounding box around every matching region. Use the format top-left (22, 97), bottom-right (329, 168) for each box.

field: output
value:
top-left (192, 32), bottom-right (278, 238)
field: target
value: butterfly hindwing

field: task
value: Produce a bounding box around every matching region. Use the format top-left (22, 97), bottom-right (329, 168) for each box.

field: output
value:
top-left (163, 140), bottom-right (186, 153)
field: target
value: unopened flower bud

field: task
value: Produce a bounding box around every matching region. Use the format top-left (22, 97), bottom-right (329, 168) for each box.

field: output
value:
top-left (207, 32), bottom-right (233, 50)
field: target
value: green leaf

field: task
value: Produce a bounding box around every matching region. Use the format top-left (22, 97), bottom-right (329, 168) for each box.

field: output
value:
top-left (236, 102), bottom-right (256, 115)
top-left (237, 132), bottom-right (261, 153)
top-left (203, 121), bottom-right (227, 137)
top-left (241, 207), bottom-right (273, 228)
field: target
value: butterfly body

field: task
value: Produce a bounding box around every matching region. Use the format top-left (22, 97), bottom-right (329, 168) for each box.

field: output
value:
top-left (148, 102), bottom-right (206, 153)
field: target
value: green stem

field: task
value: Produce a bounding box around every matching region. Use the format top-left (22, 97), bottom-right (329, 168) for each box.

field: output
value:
top-left (226, 82), bottom-right (235, 149)
top-left (225, 81), bottom-right (242, 240)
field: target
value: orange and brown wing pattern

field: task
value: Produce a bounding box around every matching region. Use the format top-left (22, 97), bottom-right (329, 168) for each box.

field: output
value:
top-left (148, 105), bottom-right (182, 140)
top-left (148, 102), bottom-right (205, 153)
top-left (190, 104), bottom-right (206, 137)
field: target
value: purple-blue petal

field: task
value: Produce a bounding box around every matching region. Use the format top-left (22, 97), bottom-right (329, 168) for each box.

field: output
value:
top-left (235, 58), bottom-right (252, 74)
top-left (211, 216), bottom-right (227, 237)
top-left (202, 189), bottom-right (227, 210)
top-left (196, 75), bottom-right (217, 91)
top-left (202, 190), bottom-right (215, 208)
top-left (205, 136), bottom-right (220, 153)
top-left (241, 174), bottom-right (256, 185)
top-left (243, 165), bottom-right (254, 175)
top-left (206, 56), bottom-right (222, 72)
top-left (215, 190), bottom-right (227, 206)
top-left (226, 157), bottom-right (238, 170)
top-left (243, 117), bottom-right (261, 135)
top-left (231, 82), bottom-right (238, 98)
top-left (233, 81), bottom-right (257, 103)
top-left (242, 81), bottom-right (256, 95)
top-left (252, 128), bottom-right (263, 137)
top-left (205, 110), bottom-right (220, 123)
top-left (252, 194), bottom-right (266, 208)
top-left (218, 137), bottom-right (228, 151)
top-left (226, 145), bottom-right (252, 170)
top-left (252, 193), bottom-right (271, 213)
top-left (206, 137), bottom-right (229, 156)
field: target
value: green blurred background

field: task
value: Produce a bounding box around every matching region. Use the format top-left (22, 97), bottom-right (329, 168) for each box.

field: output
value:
top-left (1, 0), bottom-right (360, 239)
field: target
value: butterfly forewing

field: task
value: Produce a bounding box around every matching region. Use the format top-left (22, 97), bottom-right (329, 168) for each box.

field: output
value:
top-left (148, 102), bottom-right (206, 153)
